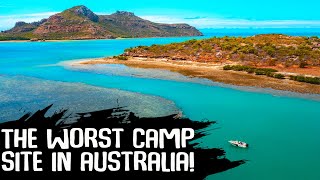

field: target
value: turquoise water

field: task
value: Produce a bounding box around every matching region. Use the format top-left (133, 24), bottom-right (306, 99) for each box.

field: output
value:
top-left (201, 28), bottom-right (320, 37)
top-left (1, 31), bottom-right (320, 179)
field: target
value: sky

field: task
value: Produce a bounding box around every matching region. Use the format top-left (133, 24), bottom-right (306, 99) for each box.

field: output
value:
top-left (1, 0), bottom-right (320, 30)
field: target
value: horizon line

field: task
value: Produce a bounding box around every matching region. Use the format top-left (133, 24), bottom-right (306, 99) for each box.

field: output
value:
top-left (1, 11), bottom-right (320, 31)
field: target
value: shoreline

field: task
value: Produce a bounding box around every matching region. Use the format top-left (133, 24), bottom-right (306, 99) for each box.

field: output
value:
top-left (0, 39), bottom-right (81, 43)
top-left (0, 37), bottom-right (132, 43)
top-left (0, 35), bottom-right (203, 43)
top-left (76, 57), bottom-right (320, 94)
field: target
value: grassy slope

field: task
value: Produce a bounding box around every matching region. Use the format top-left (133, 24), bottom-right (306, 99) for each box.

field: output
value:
top-left (125, 34), bottom-right (320, 67)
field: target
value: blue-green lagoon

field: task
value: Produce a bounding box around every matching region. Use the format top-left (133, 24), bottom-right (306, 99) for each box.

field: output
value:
top-left (1, 33), bottom-right (320, 179)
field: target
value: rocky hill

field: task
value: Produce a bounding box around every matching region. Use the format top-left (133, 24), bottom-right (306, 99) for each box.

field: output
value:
top-left (0, 5), bottom-right (202, 40)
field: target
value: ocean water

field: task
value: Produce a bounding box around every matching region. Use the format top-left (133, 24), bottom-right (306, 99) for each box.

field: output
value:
top-left (201, 28), bottom-right (320, 37)
top-left (0, 75), bottom-right (178, 121)
top-left (1, 29), bottom-right (320, 179)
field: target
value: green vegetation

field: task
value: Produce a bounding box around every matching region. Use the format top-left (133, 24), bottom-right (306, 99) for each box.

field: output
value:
top-left (114, 55), bottom-right (128, 60)
top-left (255, 68), bottom-right (278, 76)
top-left (222, 65), bottom-right (234, 70)
top-left (0, 31), bottom-right (42, 41)
top-left (223, 65), bottom-right (319, 84)
top-left (290, 76), bottom-right (320, 84)
top-left (274, 74), bottom-right (286, 79)
top-left (223, 65), bottom-right (287, 79)
top-left (223, 65), bottom-right (253, 71)
top-left (0, 36), bottom-right (29, 41)
top-left (125, 34), bottom-right (320, 67)
top-left (223, 65), bottom-right (277, 73)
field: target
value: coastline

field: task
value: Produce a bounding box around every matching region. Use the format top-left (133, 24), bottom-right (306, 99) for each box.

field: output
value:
top-left (0, 39), bottom-right (82, 43)
top-left (0, 38), bottom-right (122, 43)
top-left (76, 57), bottom-right (320, 94)
top-left (0, 35), bottom-right (203, 43)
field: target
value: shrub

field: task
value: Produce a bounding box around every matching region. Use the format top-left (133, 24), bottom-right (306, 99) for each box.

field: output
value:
top-left (262, 45), bottom-right (276, 57)
top-left (232, 65), bottom-right (252, 71)
top-left (254, 68), bottom-right (277, 75)
top-left (266, 72), bottom-right (275, 77)
top-left (185, 39), bottom-right (197, 45)
top-left (223, 65), bottom-right (278, 76)
top-left (290, 75), bottom-right (320, 84)
top-left (274, 74), bottom-right (285, 79)
top-left (233, 65), bottom-right (246, 71)
top-left (255, 70), bottom-right (267, 75)
top-left (239, 46), bottom-right (257, 54)
top-left (246, 68), bottom-right (255, 74)
top-left (256, 68), bottom-right (278, 73)
top-left (299, 61), bottom-right (308, 68)
top-left (223, 65), bottom-right (232, 70)
top-left (114, 55), bottom-right (128, 60)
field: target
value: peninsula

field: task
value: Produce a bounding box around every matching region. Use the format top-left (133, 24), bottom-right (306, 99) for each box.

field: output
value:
top-left (80, 34), bottom-right (320, 94)
top-left (0, 5), bottom-right (202, 41)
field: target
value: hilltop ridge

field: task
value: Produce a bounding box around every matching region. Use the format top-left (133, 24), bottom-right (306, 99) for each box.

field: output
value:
top-left (0, 5), bottom-right (202, 40)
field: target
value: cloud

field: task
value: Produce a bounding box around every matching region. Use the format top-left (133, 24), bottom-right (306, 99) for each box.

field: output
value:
top-left (184, 16), bottom-right (206, 20)
top-left (141, 15), bottom-right (320, 28)
top-left (0, 12), bottom-right (57, 31)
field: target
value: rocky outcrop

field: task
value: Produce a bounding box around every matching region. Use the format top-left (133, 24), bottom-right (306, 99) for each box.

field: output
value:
top-left (71, 5), bottom-right (99, 22)
top-left (99, 11), bottom-right (202, 38)
top-left (1, 5), bottom-right (202, 40)
top-left (30, 19), bottom-right (48, 26)
top-left (32, 5), bottom-right (110, 39)
top-left (4, 19), bottom-right (47, 33)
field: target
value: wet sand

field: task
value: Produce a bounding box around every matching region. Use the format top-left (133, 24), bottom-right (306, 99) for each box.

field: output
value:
top-left (77, 57), bottom-right (320, 94)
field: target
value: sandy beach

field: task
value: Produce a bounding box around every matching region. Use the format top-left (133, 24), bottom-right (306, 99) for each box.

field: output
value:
top-left (77, 57), bottom-right (320, 94)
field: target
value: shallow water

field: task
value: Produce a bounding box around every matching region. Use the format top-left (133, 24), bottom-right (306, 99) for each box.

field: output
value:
top-left (1, 32), bottom-right (320, 179)
top-left (0, 75), bottom-right (178, 121)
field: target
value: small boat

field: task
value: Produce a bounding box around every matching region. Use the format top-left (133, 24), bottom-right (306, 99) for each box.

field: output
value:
top-left (229, 140), bottom-right (248, 148)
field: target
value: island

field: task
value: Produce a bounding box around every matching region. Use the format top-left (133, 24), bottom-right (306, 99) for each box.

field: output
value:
top-left (0, 5), bottom-right (202, 41)
top-left (79, 34), bottom-right (320, 94)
